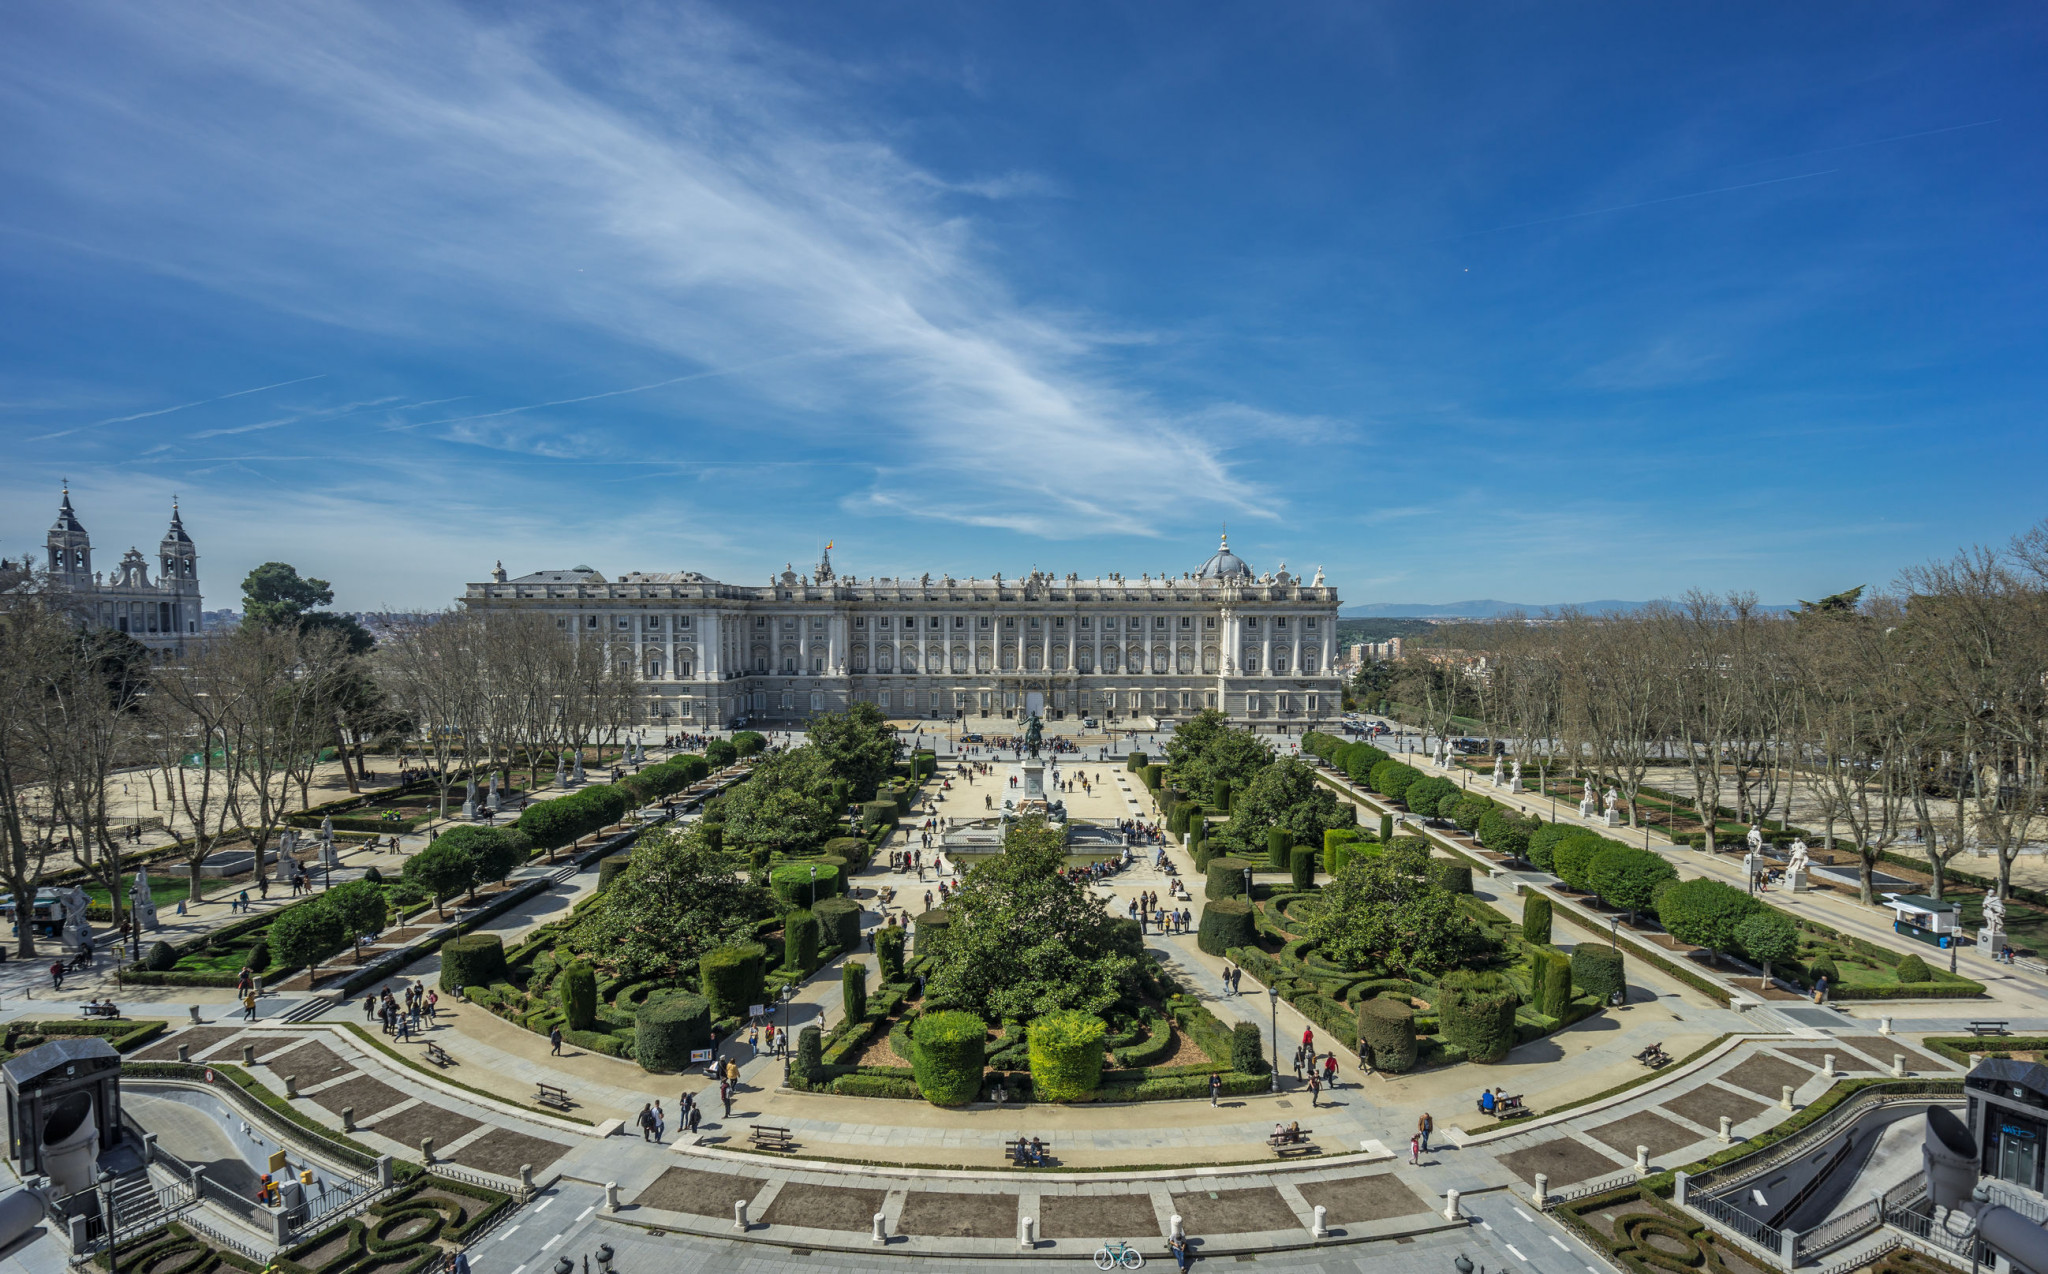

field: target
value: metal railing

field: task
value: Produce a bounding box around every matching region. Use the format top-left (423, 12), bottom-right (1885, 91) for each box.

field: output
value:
top-left (1981, 1180), bottom-right (2048, 1224)
top-left (1690, 1190), bottom-right (1784, 1254)
top-left (1817, 1234), bottom-right (1902, 1274)
top-left (1541, 1166), bottom-right (1646, 1208)
top-left (291, 1164), bottom-right (388, 1237)
top-left (1687, 1082), bottom-right (1963, 1198)
top-left (179, 1210), bottom-right (270, 1262)
top-left (1794, 1197), bottom-right (1881, 1260)
top-left (124, 1067), bottom-right (381, 1173)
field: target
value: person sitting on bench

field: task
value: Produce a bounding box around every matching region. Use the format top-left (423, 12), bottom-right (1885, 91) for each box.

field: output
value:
top-left (1028, 1136), bottom-right (1046, 1165)
top-left (1479, 1088), bottom-right (1497, 1116)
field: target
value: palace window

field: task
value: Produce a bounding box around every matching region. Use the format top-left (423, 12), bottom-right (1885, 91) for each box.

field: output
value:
top-left (954, 615), bottom-right (965, 628)
top-left (1244, 653), bottom-right (1260, 673)
top-left (782, 618), bottom-right (796, 630)
top-left (877, 651), bottom-right (892, 673)
top-left (1152, 652), bottom-right (1168, 674)
top-left (1245, 617), bottom-right (1258, 629)
top-left (646, 662), bottom-right (662, 678)
top-left (1205, 616), bottom-right (1216, 628)
top-left (1305, 617), bottom-right (1317, 629)
top-left (857, 617), bottom-right (869, 628)
top-left (879, 691), bottom-right (890, 709)
top-left (1002, 654), bottom-right (1017, 670)
top-left (617, 618), bottom-right (630, 630)
top-left (1127, 616), bottom-right (1141, 630)
top-left (678, 615), bottom-right (690, 628)
top-left (812, 617), bottom-right (826, 630)
top-left (1054, 616), bottom-right (1065, 628)
top-left (1079, 617), bottom-right (1091, 629)
top-left (929, 616), bottom-right (942, 629)
top-left (1154, 616), bottom-right (1167, 629)
top-left (951, 651), bottom-right (968, 672)
top-left (586, 616), bottom-right (599, 629)
top-left (755, 617), bottom-right (767, 628)
top-left (1302, 652), bottom-right (1318, 673)
top-left (1029, 617), bottom-right (1040, 630)
top-left (1273, 653), bottom-right (1290, 673)
top-left (783, 657), bottom-right (796, 672)
top-left (556, 617), bottom-right (568, 629)
top-left (645, 616), bottom-right (663, 630)
top-left (1102, 651), bottom-right (1119, 673)
top-left (979, 616), bottom-right (991, 628)
top-left (1180, 615), bottom-right (1191, 628)
top-left (1177, 652), bottom-right (1193, 673)
top-left (1004, 617), bottom-right (1016, 629)
top-left (976, 652), bottom-right (992, 672)
top-left (1275, 617), bottom-right (1288, 630)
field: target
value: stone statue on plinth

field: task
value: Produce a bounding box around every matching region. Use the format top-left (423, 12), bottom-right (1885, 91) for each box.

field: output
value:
top-left (1981, 890), bottom-right (2008, 954)
top-left (1490, 755), bottom-right (1504, 788)
top-left (61, 884), bottom-right (91, 950)
top-left (1746, 824), bottom-right (1764, 854)
top-left (1603, 786), bottom-right (1623, 827)
top-left (1579, 781), bottom-right (1598, 819)
top-left (1785, 839), bottom-right (1810, 891)
top-left (1509, 759), bottom-right (1522, 794)
top-left (555, 754), bottom-right (567, 787)
top-left (130, 866), bottom-right (159, 932)
top-left (572, 749), bottom-right (586, 785)
top-left (1023, 713), bottom-right (1043, 759)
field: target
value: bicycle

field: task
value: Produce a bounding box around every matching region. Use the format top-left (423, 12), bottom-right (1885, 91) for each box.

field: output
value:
top-left (1094, 1239), bottom-right (1144, 1269)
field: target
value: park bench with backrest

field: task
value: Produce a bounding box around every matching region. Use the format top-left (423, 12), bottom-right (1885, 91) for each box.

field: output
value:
top-left (535, 1082), bottom-right (572, 1110)
top-left (1968, 1021), bottom-right (2011, 1037)
top-left (1004, 1138), bottom-right (1054, 1166)
top-left (1267, 1128), bottom-right (1316, 1157)
top-left (77, 1002), bottom-right (121, 1020)
top-left (423, 1041), bottom-right (453, 1067)
top-left (749, 1124), bottom-right (795, 1152)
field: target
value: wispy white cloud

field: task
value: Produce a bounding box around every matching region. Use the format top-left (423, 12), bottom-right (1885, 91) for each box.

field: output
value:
top-left (0, 1), bottom-right (1282, 536)
top-left (30, 375), bottom-right (328, 442)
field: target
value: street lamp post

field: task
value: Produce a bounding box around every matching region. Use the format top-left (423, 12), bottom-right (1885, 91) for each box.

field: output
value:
top-left (1242, 867), bottom-right (1252, 900)
top-left (1267, 987), bottom-right (1281, 1093)
top-left (809, 865), bottom-right (818, 911)
top-left (780, 983), bottom-right (797, 1081)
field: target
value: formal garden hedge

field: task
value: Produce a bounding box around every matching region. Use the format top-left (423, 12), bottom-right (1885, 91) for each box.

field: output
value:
top-left (1206, 855), bottom-right (1252, 900)
top-left (699, 943), bottom-right (766, 1019)
top-left (1029, 1010), bottom-right (1108, 1102)
top-left (911, 1011), bottom-right (987, 1106)
top-left (1198, 898), bottom-right (1256, 955)
top-left (516, 783), bottom-right (630, 852)
top-left (635, 994), bottom-right (712, 1072)
top-left (1438, 970), bottom-right (1518, 1064)
top-left (1356, 996), bottom-right (1418, 1073)
top-left (1523, 893), bottom-right (1553, 944)
top-left (439, 934), bottom-right (506, 992)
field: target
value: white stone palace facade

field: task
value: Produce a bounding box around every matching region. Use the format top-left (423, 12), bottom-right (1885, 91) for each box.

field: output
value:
top-left (460, 536), bottom-right (1341, 728)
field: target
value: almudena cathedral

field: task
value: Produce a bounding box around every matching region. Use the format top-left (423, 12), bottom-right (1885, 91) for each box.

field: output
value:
top-left (461, 535), bottom-right (1342, 729)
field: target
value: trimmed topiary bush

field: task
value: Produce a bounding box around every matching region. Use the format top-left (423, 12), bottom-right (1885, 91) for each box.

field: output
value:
top-left (1895, 953), bottom-right (1932, 984)
top-left (705, 738), bottom-right (738, 766)
top-left (634, 994), bottom-right (711, 1072)
top-left (145, 940), bottom-right (177, 972)
top-left (1213, 779), bottom-right (1234, 813)
top-left (1522, 894), bottom-right (1553, 945)
top-left (1266, 827), bottom-right (1292, 870)
top-left (1289, 846), bottom-right (1318, 890)
top-left (1323, 828), bottom-right (1358, 875)
top-left (912, 909), bottom-right (950, 955)
top-left (1357, 996), bottom-right (1418, 1073)
top-left (559, 961), bottom-right (597, 1030)
top-left (1438, 970), bottom-right (1518, 1065)
top-left (1533, 950), bottom-right (1572, 1018)
top-left (1587, 846), bottom-right (1677, 922)
top-left (1551, 831), bottom-right (1605, 893)
top-left (1142, 764), bottom-right (1163, 790)
top-left (1571, 945), bottom-right (1625, 1007)
top-left (1230, 1020), bottom-right (1267, 1074)
top-left (597, 854), bottom-right (632, 893)
top-left (438, 934), bottom-right (506, 992)
top-left (770, 861), bottom-right (840, 908)
top-left (1028, 1010), bottom-right (1107, 1102)
top-left (1429, 860), bottom-right (1473, 895)
top-left (1527, 822), bottom-right (1579, 873)
top-left (875, 925), bottom-right (906, 982)
top-left (912, 1011), bottom-right (986, 1106)
top-left (1808, 953), bottom-right (1839, 985)
top-left (814, 895), bottom-right (861, 951)
top-left (784, 909), bottom-right (822, 976)
top-left (843, 960), bottom-right (869, 1023)
top-left (1206, 856), bottom-right (1253, 900)
top-left (698, 943), bottom-right (765, 1019)
top-left (1379, 812), bottom-right (1394, 843)
top-left (1198, 898), bottom-right (1256, 956)
top-left (792, 1025), bottom-right (823, 1084)
top-left (247, 939), bottom-right (269, 973)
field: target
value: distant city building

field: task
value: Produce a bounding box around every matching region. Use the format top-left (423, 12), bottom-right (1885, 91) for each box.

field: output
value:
top-left (4, 488), bottom-right (205, 656)
top-left (461, 534), bottom-right (1342, 728)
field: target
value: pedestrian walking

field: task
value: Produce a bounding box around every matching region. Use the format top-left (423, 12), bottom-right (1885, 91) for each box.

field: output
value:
top-left (1323, 1054), bottom-right (1338, 1089)
top-left (654, 1100), bottom-right (666, 1140)
top-left (1419, 1112), bottom-right (1433, 1154)
top-left (1224, 963), bottom-right (1237, 995)
top-left (719, 1080), bottom-right (732, 1118)
top-left (243, 991), bottom-right (258, 1022)
top-left (1292, 1045), bottom-right (1304, 1081)
top-left (1308, 1074), bottom-right (1320, 1107)
top-left (686, 1102), bottom-right (701, 1135)
top-left (1409, 1132), bottom-right (1421, 1166)
top-left (1209, 1072), bottom-right (1222, 1106)
top-left (638, 1103), bottom-right (656, 1142)
top-left (550, 1026), bottom-right (563, 1056)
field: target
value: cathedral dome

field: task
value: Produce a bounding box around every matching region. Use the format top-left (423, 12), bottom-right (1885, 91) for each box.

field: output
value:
top-left (1195, 533), bottom-right (1253, 580)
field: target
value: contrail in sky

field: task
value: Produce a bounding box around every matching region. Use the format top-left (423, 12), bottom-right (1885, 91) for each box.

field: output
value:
top-left (1430, 169), bottom-right (1837, 243)
top-left (32, 374), bottom-right (328, 441)
top-left (398, 350), bottom-right (829, 433)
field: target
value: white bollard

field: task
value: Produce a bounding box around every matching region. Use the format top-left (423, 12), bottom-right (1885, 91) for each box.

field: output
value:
top-left (1718, 1116), bottom-right (1731, 1144)
top-left (1312, 1204), bottom-right (1328, 1238)
top-left (734, 1200), bottom-right (749, 1231)
top-left (1823, 1054), bottom-right (1835, 1077)
top-left (1018, 1216), bottom-right (1035, 1249)
top-left (1170, 1214), bottom-right (1184, 1240)
top-left (1878, 1016), bottom-right (1893, 1036)
top-left (604, 1182), bottom-right (620, 1213)
top-left (189, 1005), bottom-right (203, 1024)
top-left (1534, 1174), bottom-right (1548, 1208)
top-left (1893, 1054), bottom-right (1906, 1078)
top-left (1635, 1145), bottom-right (1649, 1174)
top-left (872, 1211), bottom-right (886, 1243)
top-left (1780, 1085), bottom-right (1794, 1111)
top-left (1443, 1188), bottom-right (1461, 1221)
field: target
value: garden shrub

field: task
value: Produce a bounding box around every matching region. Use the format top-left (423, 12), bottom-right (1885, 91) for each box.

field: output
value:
top-left (1198, 899), bottom-right (1256, 956)
top-left (1322, 828), bottom-right (1358, 874)
top-left (596, 854), bottom-right (631, 892)
top-left (1379, 812), bottom-right (1394, 843)
top-left (1289, 846), bottom-right (1318, 890)
top-left (875, 926), bottom-right (906, 983)
top-left (912, 1010), bottom-right (987, 1106)
top-left (1213, 779), bottom-right (1233, 812)
top-left (814, 895), bottom-right (861, 951)
top-left (705, 738), bottom-right (738, 765)
top-left (1522, 894), bottom-right (1553, 945)
top-left (843, 960), bottom-right (869, 1023)
top-left (1357, 996), bottom-right (1418, 1073)
top-left (246, 939), bottom-right (270, 973)
top-left (1527, 822), bottom-right (1579, 872)
top-left (1451, 794), bottom-right (1494, 833)
top-left (1404, 776), bottom-right (1459, 821)
top-left (860, 800), bottom-right (897, 828)
top-left (792, 1025), bottom-right (823, 1084)
top-left (1142, 764), bottom-right (1163, 790)
top-left (1895, 953), bottom-right (1932, 984)
top-left (1229, 1020), bottom-right (1267, 1074)
top-left (145, 941), bottom-right (176, 972)
top-left (362, 865), bottom-right (384, 885)
top-left (698, 943), bottom-right (765, 1019)
top-left (1206, 855), bottom-right (1252, 900)
top-left (784, 909), bottom-right (822, 976)
top-left (1128, 751), bottom-right (1148, 772)
top-left (1429, 860), bottom-right (1473, 895)
top-left (1656, 877), bottom-right (1760, 958)
top-left (770, 861), bottom-right (841, 908)
top-left (559, 961), bottom-right (597, 1031)
top-left (1809, 954), bottom-right (1839, 983)
top-left (1029, 1010), bottom-right (1107, 1102)
top-left (1551, 831), bottom-right (1605, 892)
top-left (634, 993), bottom-right (711, 1072)
top-left (1587, 846), bottom-right (1677, 920)
top-left (1533, 950), bottom-right (1572, 1018)
top-left (268, 898), bottom-right (346, 972)
top-left (1266, 827), bottom-right (1293, 870)
top-left (440, 934), bottom-right (508, 992)
top-left (1571, 945), bottom-right (1625, 1006)
top-left (1438, 970), bottom-right (1518, 1064)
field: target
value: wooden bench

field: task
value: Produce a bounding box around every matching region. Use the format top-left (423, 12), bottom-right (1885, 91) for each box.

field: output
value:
top-left (1267, 1130), bottom-right (1317, 1157)
top-left (423, 1041), bottom-right (454, 1068)
top-left (76, 1004), bottom-right (120, 1020)
top-left (1968, 1021), bottom-right (2011, 1037)
top-left (535, 1083), bottom-right (572, 1110)
top-left (1004, 1139), bottom-right (1054, 1166)
top-left (749, 1124), bottom-right (795, 1152)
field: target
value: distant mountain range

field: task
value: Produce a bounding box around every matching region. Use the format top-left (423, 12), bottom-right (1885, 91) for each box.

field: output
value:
top-left (1340, 599), bottom-right (1796, 618)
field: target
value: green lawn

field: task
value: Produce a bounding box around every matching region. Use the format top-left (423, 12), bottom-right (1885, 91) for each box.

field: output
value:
top-left (84, 871), bottom-right (229, 910)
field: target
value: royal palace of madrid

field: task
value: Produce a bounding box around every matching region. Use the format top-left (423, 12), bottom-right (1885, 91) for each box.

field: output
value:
top-left (463, 535), bottom-right (1342, 729)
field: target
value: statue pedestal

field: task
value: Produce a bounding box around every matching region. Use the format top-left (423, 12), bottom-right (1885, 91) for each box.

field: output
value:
top-left (1979, 925), bottom-right (2004, 954)
top-left (1603, 810), bottom-right (1624, 827)
top-left (1014, 758), bottom-right (1046, 802)
top-left (1507, 779), bottom-right (1522, 794)
top-left (1579, 799), bottom-right (1597, 819)
top-left (1786, 867), bottom-right (1809, 893)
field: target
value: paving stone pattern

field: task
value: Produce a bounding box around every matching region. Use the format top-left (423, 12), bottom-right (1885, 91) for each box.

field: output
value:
top-left (1835, 1037), bottom-right (1945, 1073)
top-left (306, 1073), bottom-right (411, 1120)
top-left (1773, 1047), bottom-right (1870, 1070)
top-left (1296, 1173), bottom-right (1432, 1225)
top-left (1716, 1054), bottom-right (1812, 1098)
top-left (1585, 1111), bottom-right (1701, 1161)
top-left (132, 1026), bottom-right (244, 1061)
top-left (446, 1126), bottom-right (572, 1176)
top-left (1166, 1186), bottom-right (1301, 1234)
top-left (760, 1182), bottom-right (888, 1232)
top-left (1037, 1192), bottom-right (1162, 1240)
top-left (632, 1167), bottom-right (766, 1220)
top-left (894, 1191), bottom-right (1020, 1238)
top-left (1495, 1137), bottom-right (1625, 1187)
top-left (1664, 1083), bottom-right (1768, 1130)
top-left (267, 1039), bottom-right (353, 1079)
top-left (376, 1102), bottom-right (482, 1149)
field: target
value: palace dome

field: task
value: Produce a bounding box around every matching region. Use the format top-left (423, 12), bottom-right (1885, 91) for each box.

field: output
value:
top-left (1196, 533), bottom-right (1253, 579)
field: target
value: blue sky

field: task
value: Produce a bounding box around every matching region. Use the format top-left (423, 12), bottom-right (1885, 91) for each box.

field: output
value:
top-left (3, 2), bottom-right (2042, 611)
